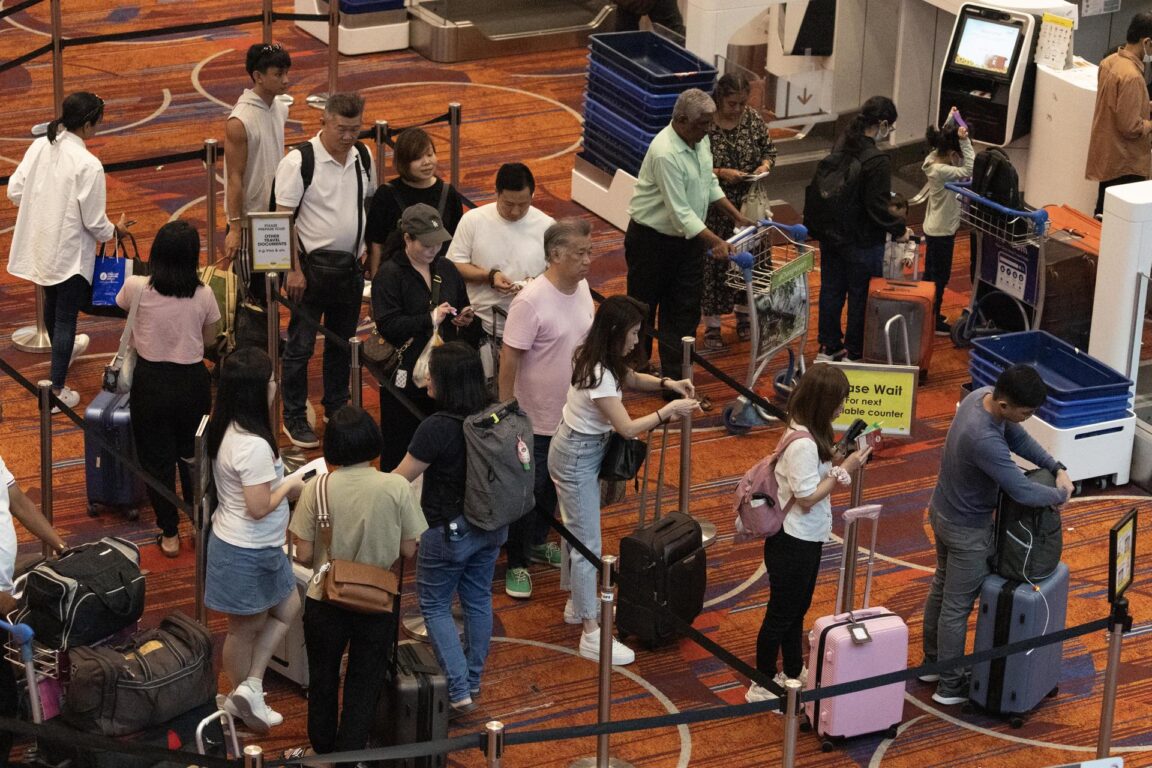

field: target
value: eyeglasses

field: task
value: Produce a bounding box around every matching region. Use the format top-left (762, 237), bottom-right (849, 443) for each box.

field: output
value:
top-left (260, 43), bottom-right (283, 53)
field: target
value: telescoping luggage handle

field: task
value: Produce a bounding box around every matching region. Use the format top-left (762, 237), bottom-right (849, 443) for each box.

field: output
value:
top-left (834, 504), bottom-right (882, 616)
top-left (0, 619), bottom-right (42, 725)
top-left (636, 422), bottom-right (671, 528)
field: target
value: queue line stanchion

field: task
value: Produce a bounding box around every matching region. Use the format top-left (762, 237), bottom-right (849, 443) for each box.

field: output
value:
top-left (570, 554), bottom-right (634, 768)
top-left (485, 720), bottom-right (505, 768)
top-left (192, 415), bottom-right (210, 626)
top-left (243, 744), bottom-right (264, 767)
top-left (1097, 597), bottom-right (1132, 758)
top-left (204, 139), bottom-right (219, 266)
top-left (678, 336), bottom-right (714, 547)
top-left (449, 103), bottom-right (461, 189)
top-left (266, 273), bottom-right (282, 439)
top-left (261, 0), bottom-right (273, 44)
top-left (374, 119), bottom-right (389, 180)
top-left (49, 0), bottom-right (63, 111)
top-left (350, 337), bottom-right (362, 408)
top-left (781, 678), bottom-right (803, 768)
top-left (37, 382), bottom-right (53, 559)
top-left (306, 0), bottom-right (341, 109)
top-left (12, 288), bottom-right (52, 353)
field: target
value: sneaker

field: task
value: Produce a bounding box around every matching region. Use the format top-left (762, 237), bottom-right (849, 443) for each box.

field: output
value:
top-left (216, 693), bottom-right (284, 727)
top-left (228, 682), bottom-right (279, 733)
top-left (745, 682), bottom-right (778, 704)
top-left (282, 418), bottom-right (319, 449)
top-left (505, 567), bottom-right (532, 599)
top-left (935, 317), bottom-right (952, 337)
top-left (917, 658), bottom-right (940, 683)
top-left (449, 697), bottom-right (478, 719)
top-left (69, 334), bottom-right (89, 368)
top-left (578, 628), bottom-right (635, 666)
top-left (814, 346), bottom-right (847, 363)
top-left (931, 683), bottom-right (969, 706)
top-left (47, 385), bottom-right (80, 414)
top-left (529, 542), bottom-right (562, 568)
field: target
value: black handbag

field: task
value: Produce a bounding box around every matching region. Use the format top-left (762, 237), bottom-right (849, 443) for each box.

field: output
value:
top-left (599, 432), bottom-right (648, 481)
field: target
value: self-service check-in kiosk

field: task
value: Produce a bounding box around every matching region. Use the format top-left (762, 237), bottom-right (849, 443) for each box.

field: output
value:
top-left (937, 4), bottom-right (1038, 146)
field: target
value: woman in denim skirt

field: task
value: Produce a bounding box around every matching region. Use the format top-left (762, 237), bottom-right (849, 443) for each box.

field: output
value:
top-left (548, 296), bottom-right (698, 666)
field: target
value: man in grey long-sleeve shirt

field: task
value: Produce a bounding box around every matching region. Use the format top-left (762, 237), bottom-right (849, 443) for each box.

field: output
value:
top-left (921, 364), bottom-right (1073, 705)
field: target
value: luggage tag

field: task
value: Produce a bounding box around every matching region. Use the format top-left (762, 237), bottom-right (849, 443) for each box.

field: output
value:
top-left (848, 622), bottom-right (872, 645)
top-left (395, 368), bottom-right (408, 389)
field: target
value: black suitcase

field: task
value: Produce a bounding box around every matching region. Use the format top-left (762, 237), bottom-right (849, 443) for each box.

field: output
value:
top-left (84, 390), bottom-right (146, 519)
top-left (372, 641), bottom-right (450, 768)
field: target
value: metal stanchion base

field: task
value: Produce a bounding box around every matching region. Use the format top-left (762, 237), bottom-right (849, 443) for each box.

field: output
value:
top-left (570, 758), bottom-right (636, 767)
top-left (30, 122), bottom-right (49, 137)
top-left (402, 603), bottom-right (465, 642)
top-left (306, 93), bottom-right (328, 110)
top-left (276, 94), bottom-right (295, 107)
top-left (697, 519), bottom-right (717, 548)
top-left (12, 325), bottom-right (52, 353)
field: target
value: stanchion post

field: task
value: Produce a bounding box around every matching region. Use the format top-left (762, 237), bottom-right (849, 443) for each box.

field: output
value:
top-left (204, 139), bottom-right (219, 266)
top-left (12, 287), bottom-right (52, 353)
top-left (49, 0), bottom-right (63, 112)
top-left (191, 415), bottom-right (210, 626)
top-left (485, 720), bottom-right (505, 768)
top-left (679, 336), bottom-right (716, 547)
top-left (266, 273), bottom-right (282, 438)
top-left (449, 103), bottom-right (462, 188)
top-left (37, 383), bottom-right (53, 559)
top-left (781, 679), bottom-right (803, 768)
top-left (243, 745), bottom-right (264, 768)
top-left (262, 0), bottom-right (273, 44)
top-left (374, 120), bottom-right (389, 182)
top-left (1097, 597), bottom-right (1132, 758)
top-left (327, 0), bottom-right (339, 97)
top-left (350, 337), bottom-right (362, 408)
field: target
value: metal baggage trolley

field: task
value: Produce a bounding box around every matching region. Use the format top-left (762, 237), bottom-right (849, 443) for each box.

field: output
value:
top-left (944, 182), bottom-right (1051, 347)
top-left (721, 221), bottom-right (815, 435)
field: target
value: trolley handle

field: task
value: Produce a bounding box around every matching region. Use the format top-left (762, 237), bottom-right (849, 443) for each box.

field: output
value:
top-left (944, 182), bottom-right (1049, 234)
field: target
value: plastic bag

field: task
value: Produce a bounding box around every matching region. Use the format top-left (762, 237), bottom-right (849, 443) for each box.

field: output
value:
top-left (90, 254), bottom-right (132, 307)
top-left (412, 328), bottom-right (443, 390)
top-left (740, 178), bottom-right (773, 222)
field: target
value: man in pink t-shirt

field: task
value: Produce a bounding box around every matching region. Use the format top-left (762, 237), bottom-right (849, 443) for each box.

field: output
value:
top-left (497, 219), bottom-right (595, 599)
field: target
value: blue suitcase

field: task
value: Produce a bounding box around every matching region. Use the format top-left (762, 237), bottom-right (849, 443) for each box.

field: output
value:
top-left (970, 562), bottom-right (1068, 721)
top-left (84, 391), bottom-right (146, 519)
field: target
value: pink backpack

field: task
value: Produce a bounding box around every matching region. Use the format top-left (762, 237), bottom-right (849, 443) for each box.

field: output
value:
top-left (733, 430), bottom-right (813, 540)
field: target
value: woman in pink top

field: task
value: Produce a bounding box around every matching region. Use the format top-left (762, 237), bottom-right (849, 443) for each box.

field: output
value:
top-left (115, 221), bottom-right (220, 557)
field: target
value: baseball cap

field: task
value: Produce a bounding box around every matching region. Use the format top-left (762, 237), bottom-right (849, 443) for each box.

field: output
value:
top-left (400, 203), bottom-right (452, 247)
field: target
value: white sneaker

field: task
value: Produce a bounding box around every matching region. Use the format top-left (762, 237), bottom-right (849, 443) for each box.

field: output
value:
top-left (745, 682), bottom-right (778, 703)
top-left (228, 682), bottom-right (280, 733)
top-left (49, 386), bottom-right (80, 414)
top-left (216, 693), bottom-right (284, 727)
top-left (69, 334), bottom-right (89, 368)
top-left (578, 628), bottom-right (635, 666)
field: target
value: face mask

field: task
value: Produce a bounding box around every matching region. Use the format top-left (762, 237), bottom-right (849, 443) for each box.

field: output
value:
top-left (875, 122), bottom-right (891, 142)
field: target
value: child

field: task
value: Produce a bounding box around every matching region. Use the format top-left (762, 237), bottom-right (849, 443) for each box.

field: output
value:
top-left (882, 192), bottom-right (915, 280)
top-left (922, 108), bottom-right (974, 335)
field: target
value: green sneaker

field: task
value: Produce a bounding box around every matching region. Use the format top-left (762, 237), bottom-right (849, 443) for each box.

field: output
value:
top-left (529, 542), bottom-right (562, 568)
top-left (505, 567), bottom-right (532, 599)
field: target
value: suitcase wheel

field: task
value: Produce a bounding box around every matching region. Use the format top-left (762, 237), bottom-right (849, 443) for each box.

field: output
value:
top-left (885, 724), bottom-right (899, 739)
top-left (87, 503), bottom-right (99, 517)
top-left (125, 507), bottom-right (139, 522)
top-left (950, 309), bottom-right (973, 348)
top-left (1009, 715), bottom-right (1024, 729)
top-left (820, 737), bottom-right (835, 753)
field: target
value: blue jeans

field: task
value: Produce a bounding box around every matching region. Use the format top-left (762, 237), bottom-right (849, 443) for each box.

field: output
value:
top-left (921, 507), bottom-right (995, 691)
top-left (416, 516), bottom-right (506, 703)
top-left (548, 422), bottom-right (610, 621)
top-left (817, 241), bottom-right (883, 357)
top-left (506, 434), bottom-right (557, 569)
top-left (281, 294), bottom-right (360, 421)
top-left (43, 274), bottom-right (89, 388)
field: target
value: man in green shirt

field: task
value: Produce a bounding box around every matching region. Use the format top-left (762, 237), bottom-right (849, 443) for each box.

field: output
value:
top-left (625, 88), bottom-right (752, 380)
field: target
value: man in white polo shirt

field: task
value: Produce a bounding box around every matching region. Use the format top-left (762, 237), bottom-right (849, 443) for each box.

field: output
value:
top-left (448, 163), bottom-right (554, 376)
top-left (274, 92), bottom-right (375, 448)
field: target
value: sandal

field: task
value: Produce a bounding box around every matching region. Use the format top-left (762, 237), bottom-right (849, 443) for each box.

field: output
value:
top-left (736, 316), bottom-right (751, 342)
top-left (157, 533), bottom-right (180, 558)
top-left (703, 328), bottom-right (725, 351)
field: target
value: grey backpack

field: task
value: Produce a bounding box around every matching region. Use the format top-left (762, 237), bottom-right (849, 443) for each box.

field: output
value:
top-left (451, 400), bottom-right (536, 530)
top-left (993, 468), bottom-right (1063, 582)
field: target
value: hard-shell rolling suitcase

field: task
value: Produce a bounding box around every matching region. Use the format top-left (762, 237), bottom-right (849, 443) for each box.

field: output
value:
top-left (84, 390), bottom-right (146, 519)
top-left (267, 555), bottom-right (311, 689)
top-left (863, 278), bottom-right (935, 378)
top-left (373, 640), bottom-right (450, 768)
top-left (806, 504), bottom-right (907, 747)
top-left (970, 562), bottom-right (1068, 721)
top-left (616, 424), bottom-right (706, 647)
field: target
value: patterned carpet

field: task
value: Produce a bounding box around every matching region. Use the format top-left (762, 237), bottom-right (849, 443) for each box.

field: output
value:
top-left (1, 3), bottom-right (1150, 767)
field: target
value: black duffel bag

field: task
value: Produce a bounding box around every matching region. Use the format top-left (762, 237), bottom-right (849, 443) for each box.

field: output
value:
top-left (63, 611), bottom-right (216, 737)
top-left (993, 467), bottom-right (1063, 582)
top-left (12, 536), bottom-right (144, 649)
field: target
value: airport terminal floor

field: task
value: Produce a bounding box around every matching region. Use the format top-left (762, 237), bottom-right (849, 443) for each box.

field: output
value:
top-left (0, 2), bottom-right (1150, 766)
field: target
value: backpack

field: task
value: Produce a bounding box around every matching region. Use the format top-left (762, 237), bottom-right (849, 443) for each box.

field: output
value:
top-left (198, 263), bottom-right (239, 362)
top-left (803, 146), bottom-right (879, 247)
top-left (992, 467), bottom-right (1063, 582)
top-left (970, 147), bottom-right (1021, 209)
top-left (449, 399), bottom-right (536, 531)
top-left (732, 430), bottom-right (813, 540)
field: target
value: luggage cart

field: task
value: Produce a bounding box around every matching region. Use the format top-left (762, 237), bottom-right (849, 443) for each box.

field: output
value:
top-left (944, 182), bottom-right (1050, 348)
top-left (721, 221), bottom-right (814, 435)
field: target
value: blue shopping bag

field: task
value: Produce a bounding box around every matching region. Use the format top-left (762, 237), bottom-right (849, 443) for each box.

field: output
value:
top-left (90, 253), bottom-right (131, 307)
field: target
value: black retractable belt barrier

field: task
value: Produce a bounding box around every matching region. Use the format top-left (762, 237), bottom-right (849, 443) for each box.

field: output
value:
top-left (270, 10), bottom-right (328, 21)
top-left (0, 44), bottom-right (53, 78)
top-left (62, 15), bottom-right (264, 47)
top-left (0, 0), bottom-right (45, 21)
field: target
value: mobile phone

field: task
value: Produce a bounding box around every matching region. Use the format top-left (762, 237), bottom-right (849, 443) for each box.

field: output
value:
top-left (302, 468), bottom-right (317, 481)
top-left (840, 418), bottom-right (867, 449)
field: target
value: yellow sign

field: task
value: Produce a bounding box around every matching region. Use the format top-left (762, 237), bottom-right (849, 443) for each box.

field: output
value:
top-left (829, 362), bottom-right (919, 436)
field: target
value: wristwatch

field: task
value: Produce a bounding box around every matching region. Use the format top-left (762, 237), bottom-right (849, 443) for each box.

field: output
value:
top-left (1053, 462), bottom-right (1067, 473)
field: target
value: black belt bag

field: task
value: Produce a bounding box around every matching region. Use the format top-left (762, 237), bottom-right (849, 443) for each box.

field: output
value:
top-left (302, 249), bottom-right (363, 304)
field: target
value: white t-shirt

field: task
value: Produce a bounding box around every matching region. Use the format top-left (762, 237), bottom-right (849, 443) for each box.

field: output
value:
top-left (561, 365), bottom-right (619, 435)
top-left (502, 276), bottom-right (594, 436)
top-left (211, 424), bottom-right (289, 549)
top-left (0, 457), bottom-right (18, 593)
top-left (446, 204), bottom-right (554, 334)
top-left (775, 424), bottom-right (832, 543)
top-left (274, 134), bottom-right (375, 255)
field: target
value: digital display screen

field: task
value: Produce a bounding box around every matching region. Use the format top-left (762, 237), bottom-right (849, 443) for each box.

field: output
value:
top-left (952, 16), bottom-right (1021, 76)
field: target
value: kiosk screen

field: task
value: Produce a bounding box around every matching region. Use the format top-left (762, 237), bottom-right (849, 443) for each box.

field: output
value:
top-left (951, 15), bottom-right (1022, 77)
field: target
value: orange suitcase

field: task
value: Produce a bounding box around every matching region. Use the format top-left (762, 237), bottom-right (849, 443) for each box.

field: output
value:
top-left (863, 278), bottom-right (935, 378)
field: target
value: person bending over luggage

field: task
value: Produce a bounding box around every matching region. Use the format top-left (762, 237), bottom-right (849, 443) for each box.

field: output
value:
top-left (290, 406), bottom-right (426, 760)
top-left (920, 364), bottom-right (1072, 706)
top-left (205, 348), bottom-right (306, 733)
top-left (549, 296), bottom-right (698, 666)
top-left (393, 342), bottom-right (506, 717)
top-left (745, 364), bottom-right (871, 704)
top-left (0, 453), bottom-right (66, 768)
top-left (115, 221), bottom-right (220, 558)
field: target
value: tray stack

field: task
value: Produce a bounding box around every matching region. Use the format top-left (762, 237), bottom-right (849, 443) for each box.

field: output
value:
top-left (580, 31), bottom-right (716, 177)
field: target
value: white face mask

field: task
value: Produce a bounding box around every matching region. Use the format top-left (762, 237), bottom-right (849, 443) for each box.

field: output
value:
top-left (875, 121), bottom-right (891, 142)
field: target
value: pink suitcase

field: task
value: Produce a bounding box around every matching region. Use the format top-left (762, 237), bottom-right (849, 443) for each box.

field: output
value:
top-left (805, 504), bottom-right (907, 748)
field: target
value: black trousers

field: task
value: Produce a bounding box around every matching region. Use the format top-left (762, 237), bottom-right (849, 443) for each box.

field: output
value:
top-left (624, 220), bottom-right (705, 378)
top-left (131, 358), bottom-right (212, 537)
top-left (378, 384), bottom-right (435, 471)
top-left (756, 529), bottom-right (823, 679)
top-left (614, 0), bottom-right (685, 35)
top-left (1095, 174), bottom-right (1146, 216)
top-left (303, 597), bottom-right (397, 755)
top-left (505, 434), bottom-right (556, 570)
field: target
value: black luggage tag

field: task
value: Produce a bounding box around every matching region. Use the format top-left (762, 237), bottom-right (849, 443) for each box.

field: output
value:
top-left (848, 622), bottom-right (872, 645)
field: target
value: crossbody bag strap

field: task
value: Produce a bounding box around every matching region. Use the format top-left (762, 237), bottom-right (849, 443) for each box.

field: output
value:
top-left (354, 148), bottom-right (365, 262)
top-left (315, 474), bottom-right (334, 560)
top-left (775, 429), bottom-right (813, 515)
top-left (436, 180), bottom-right (450, 219)
top-left (114, 280), bottom-right (145, 365)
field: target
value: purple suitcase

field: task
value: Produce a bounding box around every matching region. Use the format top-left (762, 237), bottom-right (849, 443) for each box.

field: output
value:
top-left (84, 390), bottom-right (146, 518)
top-left (805, 504), bottom-right (907, 747)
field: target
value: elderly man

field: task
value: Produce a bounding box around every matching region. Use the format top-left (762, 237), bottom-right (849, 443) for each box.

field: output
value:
top-left (625, 88), bottom-right (752, 381)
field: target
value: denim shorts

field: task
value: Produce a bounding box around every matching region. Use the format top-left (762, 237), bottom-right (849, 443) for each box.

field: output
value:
top-left (204, 530), bottom-right (295, 616)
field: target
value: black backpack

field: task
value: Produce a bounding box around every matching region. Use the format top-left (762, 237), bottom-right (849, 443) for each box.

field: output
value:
top-left (803, 146), bottom-right (879, 247)
top-left (993, 467), bottom-right (1063, 582)
top-left (971, 147), bottom-right (1021, 209)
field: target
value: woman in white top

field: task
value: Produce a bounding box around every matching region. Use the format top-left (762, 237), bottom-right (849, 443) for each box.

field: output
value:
top-left (205, 348), bottom-right (305, 733)
top-left (6, 92), bottom-right (129, 409)
top-left (745, 363), bottom-right (872, 704)
top-left (548, 296), bottom-right (698, 666)
top-left (115, 221), bottom-right (219, 557)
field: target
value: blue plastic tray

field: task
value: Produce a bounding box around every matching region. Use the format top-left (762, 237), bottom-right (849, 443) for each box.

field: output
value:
top-left (582, 122), bottom-right (644, 176)
top-left (587, 60), bottom-right (679, 130)
top-left (970, 331), bottom-right (1132, 402)
top-left (589, 31), bottom-right (716, 90)
top-left (970, 362), bottom-right (1129, 428)
top-left (583, 97), bottom-right (659, 154)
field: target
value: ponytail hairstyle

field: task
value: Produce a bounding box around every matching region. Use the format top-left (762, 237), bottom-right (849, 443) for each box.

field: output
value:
top-left (840, 95), bottom-right (897, 155)
top-left (47, 92), bottom-right (104, 144)
top-left (925, 121), bottom-right (962, 163)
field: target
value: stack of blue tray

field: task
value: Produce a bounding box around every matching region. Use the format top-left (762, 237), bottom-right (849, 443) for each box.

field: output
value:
top-left (970, 331), bottom-right (1132, 428)
top-left (581, 31), bottom-right (716, 177)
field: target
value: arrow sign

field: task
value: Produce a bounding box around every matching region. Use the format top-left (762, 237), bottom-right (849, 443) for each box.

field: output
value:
top-left (797, 88), bottom-right (813, 105)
